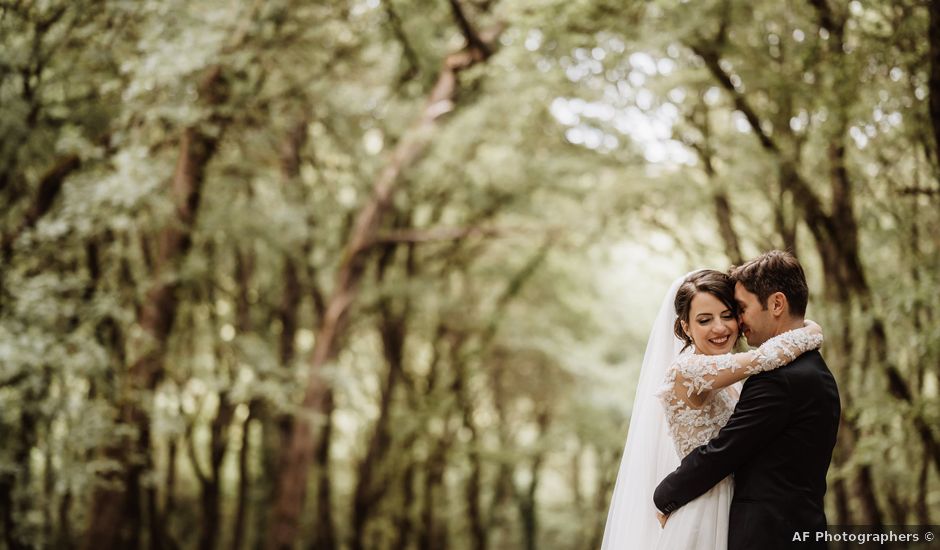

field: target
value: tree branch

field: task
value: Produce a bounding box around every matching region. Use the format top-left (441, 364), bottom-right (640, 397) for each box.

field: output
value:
top-left (383, 0), bottom-right (420, 84)
top-left (689, 43), bottom-right (778, 154)
top-left (0, 371), bottom-right (27, 389)
top-left (1, 153), bottom-right (81, 260)
top-left (688, 42), bottom-right (839, 248)
top-left (808, 0), bottom-right (845, 45)
top-left (898, 186), bottom-right (940, 196)
top-left (448, 0), bottom-right (490, 59)
top-left (371, 224), bottom-right (533, 244)
top-left (182, 405), bottom-right (209, 486)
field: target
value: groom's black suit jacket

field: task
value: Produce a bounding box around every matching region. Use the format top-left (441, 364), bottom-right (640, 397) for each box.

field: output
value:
top-left (654, 349), bottom-right (841, 549)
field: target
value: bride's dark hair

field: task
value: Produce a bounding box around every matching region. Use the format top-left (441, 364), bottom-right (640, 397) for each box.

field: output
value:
top-left (673, 269), bottom-right (739, 351)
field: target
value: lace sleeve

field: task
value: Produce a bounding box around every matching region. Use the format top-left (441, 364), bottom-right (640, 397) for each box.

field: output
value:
top-left (672, 323), bottom-right (823, 399)
top-left (673, 352), bottom-right (744, 398)
top-left (751, 323), bottom-right (824, 374)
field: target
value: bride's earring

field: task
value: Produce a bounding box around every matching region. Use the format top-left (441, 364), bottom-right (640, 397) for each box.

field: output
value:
top-left (681, 322), bottom-right (693, 348)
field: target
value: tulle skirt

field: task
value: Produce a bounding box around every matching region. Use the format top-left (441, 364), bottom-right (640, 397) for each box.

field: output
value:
top-left (653, 476), bottom-right (733, 550)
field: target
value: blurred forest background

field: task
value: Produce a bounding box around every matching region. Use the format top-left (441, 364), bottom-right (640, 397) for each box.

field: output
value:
top-left (1, 0), bottom-right (938, 549)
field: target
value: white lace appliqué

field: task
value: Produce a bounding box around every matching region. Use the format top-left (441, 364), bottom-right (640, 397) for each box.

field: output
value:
top-left (656, 326), bottom-right (823, 457)
top-left (656, 355), bottom-right (739, 457)
top-left (752, 329), bottom-right (823, 373)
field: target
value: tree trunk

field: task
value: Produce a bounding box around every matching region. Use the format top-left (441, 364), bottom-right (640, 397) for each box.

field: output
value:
top-left (82, 66), bottom-right (227, 550)
top-left (883, 480), bottom-right (907, 525)
top-left (927, 0), bottom-right (940, 171)
top-left (852, 464), bottom-right (883, 528)
top-left (829, 432), bottom-right (853, 525)
top-left (351, 231), bottom-right (417, 550)
top-left (147, 448), bottom-right (165, 550)
top-left (832, 304), bottom-right (884, 528)
top-left (587, 447), bottom-right (620, 550)
top-left (199, 478), bottom-right (223, 550)
top-left (517, 409), bottom-right (550, 550)
top-left (915, 445), bottom-right (931, 525)
top-left (0, 476), bottom-right (15, 550)
top-left (485, 353), bottom-right (515, 548)
top-left (253, 408), bottom-right (279, 548)
top-left (712, 191), bottom-right (743, 265)
top-left (232, 403), bottom-right (255, 550)
top-left (351, 270), bottom-right (408, 550)
top-left (2, 370), bottom-right (50, 549)
top-left (454, 359), bottom-right (485, 550)
top-left (686, 104), bottom-right (743, 265)
top-left (253, 252), bottom-right (306, 547)
top-left (56, 490), bottom-right (73, 550)
top-left (309, 389), bottom-right (337, 550)
top-left (265, 19), bottom-right (500, 548)
top-left (198, 390), bottom-right (235, 550)
top-left (419, 417), bottom-right (454, 550)
top-left (166, 438), bottom-right (178, 521)
top-left (773, 166), bottom-right (798, 254)
top-left (390, 456), bottom-right (417, 550)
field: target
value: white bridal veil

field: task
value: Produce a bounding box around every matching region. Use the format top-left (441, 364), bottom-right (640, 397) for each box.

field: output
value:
top-left (600, 274), bottom-right (688, 550)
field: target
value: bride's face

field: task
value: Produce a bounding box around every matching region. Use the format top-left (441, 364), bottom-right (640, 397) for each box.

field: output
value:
top-left (681, 291), bottom-right (739, 355)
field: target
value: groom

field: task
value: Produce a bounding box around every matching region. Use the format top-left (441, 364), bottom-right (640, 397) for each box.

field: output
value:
top-left (654, 250), bottom-right (841, 549)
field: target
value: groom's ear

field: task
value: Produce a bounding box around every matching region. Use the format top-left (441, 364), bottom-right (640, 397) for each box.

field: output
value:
top-left (768, 291), bottom-right (787, 317)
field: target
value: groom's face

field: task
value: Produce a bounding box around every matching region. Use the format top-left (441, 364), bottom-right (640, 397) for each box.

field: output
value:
top-left (734, 282), bottom-right (773, 346)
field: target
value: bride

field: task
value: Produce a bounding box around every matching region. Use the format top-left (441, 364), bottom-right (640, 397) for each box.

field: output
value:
top-left (600, 269), bottom-right (822, 550)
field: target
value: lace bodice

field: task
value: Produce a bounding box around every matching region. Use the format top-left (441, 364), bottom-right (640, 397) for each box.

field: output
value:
top-left (656, 325), bottom-right (823, 457)
top-left (657, 356), bottom-right (740, 457)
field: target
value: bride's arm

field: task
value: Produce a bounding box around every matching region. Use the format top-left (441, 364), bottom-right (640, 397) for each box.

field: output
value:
top-left (673, 321), bottom-right (823, 399)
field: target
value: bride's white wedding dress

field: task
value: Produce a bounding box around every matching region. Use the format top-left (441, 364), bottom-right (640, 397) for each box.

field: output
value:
top-left (651, 354), bottom-right (741, 550)
top-left (600, 275), bottom-right (822, 550)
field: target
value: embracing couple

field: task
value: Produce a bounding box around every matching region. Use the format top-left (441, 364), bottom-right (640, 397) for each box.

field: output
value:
top-left (601, 250), bottom-right (841, 550)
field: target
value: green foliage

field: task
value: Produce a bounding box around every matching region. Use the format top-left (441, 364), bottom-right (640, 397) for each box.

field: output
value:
top-left (1, 0), bottom-right (937, 548)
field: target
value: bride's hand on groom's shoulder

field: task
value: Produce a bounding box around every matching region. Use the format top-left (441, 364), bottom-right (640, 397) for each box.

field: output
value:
top-left (656, 511), bottom-right (669, 528)
top-left (804, 319), bottom-right (823, 336)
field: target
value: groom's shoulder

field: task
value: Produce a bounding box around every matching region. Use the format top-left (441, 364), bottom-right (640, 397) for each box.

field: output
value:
top-left (790, 348), bottom-right (826, 368)
top-left (749, 350), bottom-right (837, 404)
top-left (779, 349), bottom-right (837, 389)
top-left (775, 348), bottom-right (827, 375)
top-left (757, 349), bottom-right (827, 382)
top-left (791, 348), bottom-right (829, 372)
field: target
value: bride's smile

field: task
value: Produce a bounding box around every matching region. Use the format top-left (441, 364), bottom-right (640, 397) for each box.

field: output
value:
top-left (679, 291), bottom-right (739, 356)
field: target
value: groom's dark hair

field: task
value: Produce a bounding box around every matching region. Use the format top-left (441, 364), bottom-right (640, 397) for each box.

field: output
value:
top-left (730, 250), bottom-right (808, 317)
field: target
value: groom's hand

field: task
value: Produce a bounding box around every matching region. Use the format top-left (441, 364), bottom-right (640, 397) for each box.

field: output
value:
top-left (656, 511), bottom-right (669, 528)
